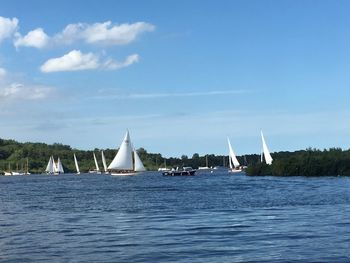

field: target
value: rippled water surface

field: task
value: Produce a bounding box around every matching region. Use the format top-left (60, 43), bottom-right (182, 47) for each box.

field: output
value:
top-left (1, 172), bottom-right (350, 262)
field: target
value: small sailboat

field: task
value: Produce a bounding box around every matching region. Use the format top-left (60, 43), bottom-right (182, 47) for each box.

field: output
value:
top-left (55, 157), bottom-right (64, 174)
top-left (45, 156), bottom-right (55, 174)
top-left (45, 156), bottom-right (64, 174)
top-left (158, 159), bottom-right (170, 172)
top-left (107, 130), bottom-right (146, 175)
top-left (101, 150), bottom-right (109, 174)
top-left (74, 153), bottom-right (80, 175)
top-left (89, 152), bottom-right (101, 174)
top-left (261, 131), bottom-right (273, 165)
top-left (198, 155), bottom-right (211, 170)
top-left (227, 137), bottom-right (242, 173)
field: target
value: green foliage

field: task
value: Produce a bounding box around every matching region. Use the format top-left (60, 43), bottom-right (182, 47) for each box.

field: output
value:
top-left (246, 148), bottom-right (350, 176)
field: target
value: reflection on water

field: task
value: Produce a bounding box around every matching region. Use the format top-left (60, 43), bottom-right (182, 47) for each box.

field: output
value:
top-left (1, 173), bottom-right (350, 262)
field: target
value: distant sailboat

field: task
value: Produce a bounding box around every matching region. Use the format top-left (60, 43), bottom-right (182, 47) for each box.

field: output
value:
top-left (56, 157), bottom-right (64, 174)
top-left (227, 137), bottom-right (242, 173)
top-left (107, 130), bottom-right (146, 175)
top-left (89, 152), bottom-right (101, 174)
top-left (45, 156), bottom-right (64, 174)
top-left (101, 150), bottom-right (109, 174)
top-left (74, 153), bottom-right (80, 174)
top-left (45, 156), bottom-right (55, 174)
top-left (261, 131), bottom-right (273, 165)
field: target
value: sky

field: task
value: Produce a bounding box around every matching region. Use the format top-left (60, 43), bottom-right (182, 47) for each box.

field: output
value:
top-left (1, 0), bottom-right (350, 157)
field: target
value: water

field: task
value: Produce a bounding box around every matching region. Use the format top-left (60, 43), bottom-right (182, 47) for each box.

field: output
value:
top-left (1, 172), bottom-right (350, 262)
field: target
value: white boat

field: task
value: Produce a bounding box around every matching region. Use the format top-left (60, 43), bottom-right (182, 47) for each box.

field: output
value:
top-left (74, 153), bottom-right (80, 175)
top-left (158, 159), bottom-right (170, 172)
top-left (101, 150), bottom-right (109, 174)
top-left (45, 156), bottom-right (55, 174)
top-left (89, 152), bottom-right (101, 174)
top-left (227, 137), bottom-right (242, 173)
top-left (56, 157), bottom-right (64, 174)
top-left (107, 130), bottom-right (146, 175)
top-left (45, 156), bottom-right (64, 174)
top-left (261, 130), bottom-right (273, 165)
top-left (198, 155), bottom-right (211, 170)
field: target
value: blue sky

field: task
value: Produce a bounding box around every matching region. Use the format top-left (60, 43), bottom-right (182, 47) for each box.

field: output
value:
top-left (1, 0), bottom-right (350, 157)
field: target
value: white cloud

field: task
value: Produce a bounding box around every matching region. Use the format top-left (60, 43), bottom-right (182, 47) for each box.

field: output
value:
top-left (0, 83), bottom-right (53, 101)
top-left (40, 50), bottom-right (139, 73)
top-left (0, 16), bottom-right (18, 42)
top-left (102, 54), bottom-right (139, 70)
top-left (0, 68), bottom-right (6, 79)
top-left (17, 21), bottom-right (155, 48)
top-left (80, 21), bottom-right (155, 45)
top-left (40, 50), bottom-right (99, 72)
top-left (14, 28), bottom-right (49, 48)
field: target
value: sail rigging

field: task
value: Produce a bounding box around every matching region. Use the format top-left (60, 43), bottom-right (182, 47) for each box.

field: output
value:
top-left (93, 152), bottom-right (100, 172)
top-left (108, 130), bottom-right (146, 174)
top-left (227, 137), bottom-right (240, 168)
top-left (108, 130), bottom-right (134, 171)
top-left (74, 153), bottom-right (80, 174)
top-left (101, 150), bottom-right (108, 173)
top-left (261, 131), bottom-right (273, 165)
top-left (134, 149), bottom-right (146, 172)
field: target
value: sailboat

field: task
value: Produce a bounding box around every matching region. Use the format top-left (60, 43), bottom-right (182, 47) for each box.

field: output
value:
top-left (197, 155), bottom-right (212, 172)
top-left (56, 157), bottom-right (64, 174)
top-left (45, 156), bottom-right (55, 174)
top-left (45, 156), bottom-right (64, 174)
top-left (261, 131), bottom-right (273, 165)
top-left (89, 152), bottom-right (101, 174)
top-left (74, 153), bottom-right (80, 175)
top-left (107, 130), bottom-right (146, 175)
top-left (227, 137), bottom-right (242, 173)
top-left (101, 150), bottom-right (109, 174)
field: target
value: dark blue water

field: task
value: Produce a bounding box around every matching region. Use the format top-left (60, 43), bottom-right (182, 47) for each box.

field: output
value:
top-left (1, 172), bottom-right (350, 262)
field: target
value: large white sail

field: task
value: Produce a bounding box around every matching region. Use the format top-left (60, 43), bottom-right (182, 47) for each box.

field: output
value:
top-left (108, 130), bottom-right (134, 171)
top-left (74, 153), bottom-right (80, 174)
top-left (134, 149), bottom-right (146, 172)
top-left (261, 131), bottom-right (273, 165)
top-left (57, 157), bottom-right (64, 173)
top-left (101, 150), bottom-right (107, 172)
top-left (93, 152), bottom-right (100, 172)
top-left (45, 156), bottom-right (54, 173)
top-left (227, 137), bottom-right (240, 168)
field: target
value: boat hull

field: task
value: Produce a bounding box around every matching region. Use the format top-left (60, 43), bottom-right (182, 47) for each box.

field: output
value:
top-left (110, 172), bottom-right (139, 176)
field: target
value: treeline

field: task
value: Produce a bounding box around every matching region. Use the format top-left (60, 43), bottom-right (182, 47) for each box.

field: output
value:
top-left (0, 138), bottom-right (242, 174)
top-left (246, 148), bottom-right (350, 176)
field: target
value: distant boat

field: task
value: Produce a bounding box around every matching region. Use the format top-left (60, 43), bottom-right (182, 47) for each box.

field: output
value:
top-left (227, 137), bottom-right (242, 173)
top-left (74, 153), bottom-right (80, 175)
top-left (56, 157), bottom-right (64, 174)
top-left (162, 166), bottom-right (196, 176)
top-left (198, 155), bottom-right (211, 171)
top-left (158, 159), bottom-right (170, 172)
top-left (4, 163), bottom-right (12, 176)
top-left (45, 156), bottom-right (64, 174)
top-left (101, 150), bottom-right (109, 174)
top-left (107, 130), bottom-right (146, 175)
top-left (261, 131), bottom-right (273, 165)
top-left (89, 152), bottom-right (101, 174)
top-left (45, 156), bottom-right (55, 174)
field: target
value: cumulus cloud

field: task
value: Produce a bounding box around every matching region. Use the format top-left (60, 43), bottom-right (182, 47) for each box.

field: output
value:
top-left (0, 83), bottom-right (53, 101)
top-left (14, 28), bottom-right (49, 48)
top-left (17, 21), bottom-right (154, 48)
top-left (0, 16), bottom-right (18, 42)
top-left (40, 50), bottom-right (139, 73)
top-left (55, 21), bottom-right (155, 46)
